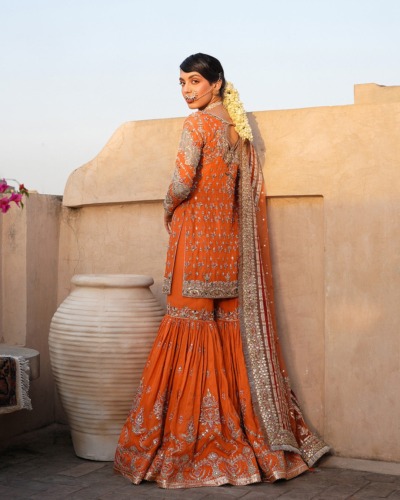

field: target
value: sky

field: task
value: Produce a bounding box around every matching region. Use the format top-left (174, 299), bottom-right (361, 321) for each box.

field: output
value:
top-left (0, 0), bottom-right (399, 195)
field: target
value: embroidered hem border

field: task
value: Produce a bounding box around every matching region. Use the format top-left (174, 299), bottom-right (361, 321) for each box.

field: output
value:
top-left (182, 279), bottom-right (238, 299)
top-left (162, 277), bottom-right (172, 295)
top-left (166, 304), bottom-right (214, 321)
top-left (300, 436), bottom-right (331, 467)
top-left (166, 304), bottom-right (240, 322)
top-left (114, 465), bottom-right (310, 489)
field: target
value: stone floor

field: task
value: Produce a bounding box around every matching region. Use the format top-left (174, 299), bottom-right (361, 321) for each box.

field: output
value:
top-left (1, 425), bottom-right (399, 499)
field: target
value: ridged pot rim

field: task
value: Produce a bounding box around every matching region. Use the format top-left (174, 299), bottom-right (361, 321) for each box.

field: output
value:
top-left (71, 274), bottom-right (154, 288)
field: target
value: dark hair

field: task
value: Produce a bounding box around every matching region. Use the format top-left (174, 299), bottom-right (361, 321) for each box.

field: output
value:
top-left (180, 53), bottom-right (226, 96)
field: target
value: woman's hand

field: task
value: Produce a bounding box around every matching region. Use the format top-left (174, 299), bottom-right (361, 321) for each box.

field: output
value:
top-left (164, 211), bottom-right (172, 234)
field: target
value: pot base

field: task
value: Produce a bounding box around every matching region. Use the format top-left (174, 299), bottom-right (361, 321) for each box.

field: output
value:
top-left (71, 430), bottom-right (117, 461)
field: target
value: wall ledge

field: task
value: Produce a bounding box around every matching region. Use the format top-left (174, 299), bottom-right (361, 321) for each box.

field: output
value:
top-left (321, 456), bottom-right (400, 476)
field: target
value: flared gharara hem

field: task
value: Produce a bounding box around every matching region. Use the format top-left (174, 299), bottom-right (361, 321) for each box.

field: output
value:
top-left (114, 465), bottom-right (260, 488)
top-left (114, 466), bottom-right (309, 489)
top-left (147, 472), bottom-right (262, 489)
top-left (114, 461), bottom-right (311, 489)
top-left (114, 313), bottom-right (325, 490)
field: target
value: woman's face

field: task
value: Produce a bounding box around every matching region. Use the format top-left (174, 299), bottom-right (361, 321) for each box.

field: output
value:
top-left (179, 70), bottom-right (217, 110)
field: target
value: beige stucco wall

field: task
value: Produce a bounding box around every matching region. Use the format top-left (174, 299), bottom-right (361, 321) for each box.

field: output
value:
top-left (0, 194), bottom-right (62, 441)
top-left (48, 83), bottom-right (400, 463)
top-left (254, 96), bottom-right (400, 462)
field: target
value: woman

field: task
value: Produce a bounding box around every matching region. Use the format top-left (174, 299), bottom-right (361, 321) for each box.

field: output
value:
top-left (114, 53), bottom-right (329, 489)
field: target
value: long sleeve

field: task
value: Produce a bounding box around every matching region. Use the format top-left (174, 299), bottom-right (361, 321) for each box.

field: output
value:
top-left (164, 115), bottom-right (203, 215)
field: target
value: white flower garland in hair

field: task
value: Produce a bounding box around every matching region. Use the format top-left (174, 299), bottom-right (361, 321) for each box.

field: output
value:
top-left (223, 81), bottom-right (253, 142)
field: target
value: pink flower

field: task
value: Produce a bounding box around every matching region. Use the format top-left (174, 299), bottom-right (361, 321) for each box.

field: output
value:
top-left (1, 178), bottom-right (28, 214)
top-left (9, 192), bottom-right (23, 207)
top-left (0, 196), bottom-right (11, 213)
top-left (0, 179), bottom-right (9, 194)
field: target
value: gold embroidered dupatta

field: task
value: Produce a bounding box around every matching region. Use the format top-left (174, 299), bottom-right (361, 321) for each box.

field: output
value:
top-left (238, 140), bottom-right (329, 466)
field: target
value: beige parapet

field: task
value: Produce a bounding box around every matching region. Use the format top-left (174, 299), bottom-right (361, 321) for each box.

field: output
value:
top-left (63, 117), bottom-right (184, 207)
top-left (0, 194), bottom-right (62, 441)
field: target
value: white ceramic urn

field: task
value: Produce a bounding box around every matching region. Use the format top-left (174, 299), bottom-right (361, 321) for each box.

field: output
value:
top-left (49, 274), bottom-right (164, 461)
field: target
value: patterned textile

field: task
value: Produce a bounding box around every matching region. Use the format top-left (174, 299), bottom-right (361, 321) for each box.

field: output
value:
top-left (114, 110), bottom-right (329, 488)
top-left (0, 356), bottom-right (32, 414)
